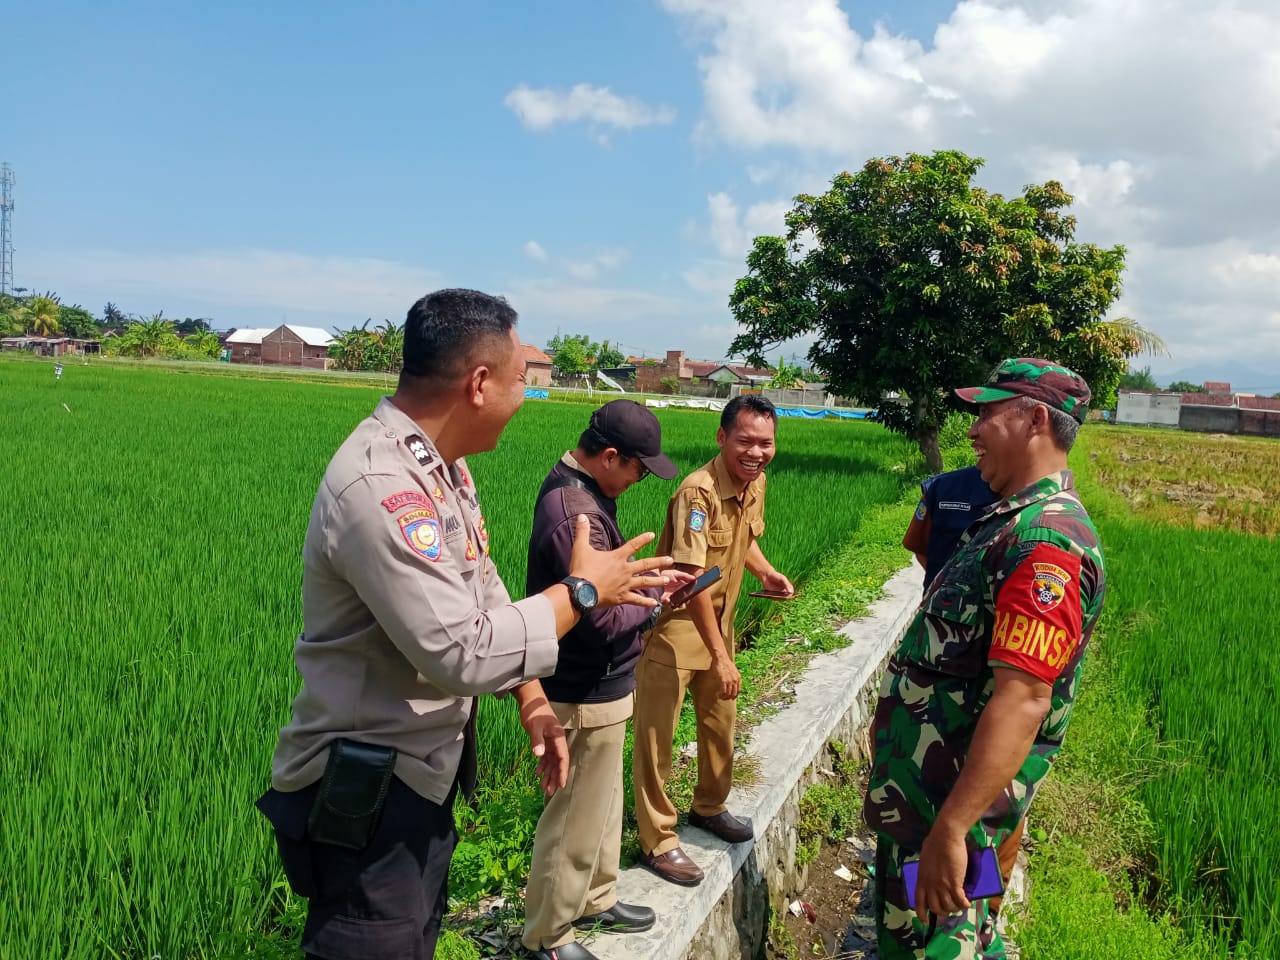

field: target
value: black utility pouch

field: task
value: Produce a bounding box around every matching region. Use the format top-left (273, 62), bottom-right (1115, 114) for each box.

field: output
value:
top-left (307, 739), bottom-right (397, 850)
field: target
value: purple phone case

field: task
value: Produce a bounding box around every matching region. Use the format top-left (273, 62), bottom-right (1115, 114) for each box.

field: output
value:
top-left (902, 847), bottom-right (1004, 909)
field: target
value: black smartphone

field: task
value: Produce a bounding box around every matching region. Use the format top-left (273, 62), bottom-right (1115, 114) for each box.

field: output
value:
top-left (668, 565), bottom-right (722, 607)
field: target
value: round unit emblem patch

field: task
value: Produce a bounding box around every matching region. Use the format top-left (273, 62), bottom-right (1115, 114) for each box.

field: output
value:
top-left (1030, 561), bottom-right (1069, 611)
top-left (399, 508), bottom-right (442, 561)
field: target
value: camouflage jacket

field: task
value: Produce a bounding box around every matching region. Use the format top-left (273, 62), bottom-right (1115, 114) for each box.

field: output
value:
top-left (863, 469), bottom-right (1106, 852)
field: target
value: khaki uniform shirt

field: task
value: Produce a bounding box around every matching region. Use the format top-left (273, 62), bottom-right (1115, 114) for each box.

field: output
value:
top-left (271, 398), bottom-right (559, 806)
top-left (644, 454), bottom-right (766, 670)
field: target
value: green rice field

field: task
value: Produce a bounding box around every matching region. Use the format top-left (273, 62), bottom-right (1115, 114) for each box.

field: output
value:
top-left (0, 356), bottom-right (914, 958)
top-left (1067, 437), bottom-right (1280, 958)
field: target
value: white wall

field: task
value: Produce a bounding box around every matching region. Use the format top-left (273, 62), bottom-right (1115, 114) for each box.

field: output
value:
top-left (1116, 391), bottom-right (1182, 426)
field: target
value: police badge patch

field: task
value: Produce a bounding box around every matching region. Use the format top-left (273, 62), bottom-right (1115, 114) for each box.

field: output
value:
top-left (1031, 561), bottom-right (1070, 611)
top-left (689, 508), bottom-right (706, 532)
top-left (399, 508), bottom-right (442, 561)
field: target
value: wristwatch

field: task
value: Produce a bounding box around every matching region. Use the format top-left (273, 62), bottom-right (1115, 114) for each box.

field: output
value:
top-left (560, 576), bottom-right (599, 613)
top-left (644, 601), bottom-right (665, 632)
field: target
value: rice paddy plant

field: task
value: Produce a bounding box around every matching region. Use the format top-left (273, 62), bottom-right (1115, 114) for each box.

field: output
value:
top-left (1095, 520), bottom-right (1279, 956)
top-left (0, 357), bottom-right (911, 957)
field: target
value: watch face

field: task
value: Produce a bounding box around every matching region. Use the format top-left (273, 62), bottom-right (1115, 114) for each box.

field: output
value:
top-left (575, 581), bottom-right (599, 608)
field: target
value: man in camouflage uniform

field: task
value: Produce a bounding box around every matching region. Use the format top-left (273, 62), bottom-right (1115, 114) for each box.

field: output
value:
top-left (864, 359), bottom-right (1107, 959)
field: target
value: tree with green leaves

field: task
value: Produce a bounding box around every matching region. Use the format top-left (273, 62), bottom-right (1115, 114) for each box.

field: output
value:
top-left (102, 302), bottom-right (127, 328)
top-left (546, 333), bottom-right (594, 378)
top-left (174, 317), bottom-right (213, 337)
top-left (58, 304), bottom-right (100, 339)
top-left (729, 150), bottom-right (1161, 470)
top-left (1167, 380), bottom-right (1206, 393)
top-left (24, 294), bottom-right (63, 336)
top-left (328, 320), bottom-right (401, 372)
top-left (1118, 366), bottom-right (1160, 391)
top-left (768, 357), bottom-right (802, 388)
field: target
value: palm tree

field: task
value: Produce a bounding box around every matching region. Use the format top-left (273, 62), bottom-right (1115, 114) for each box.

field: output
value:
top-left (24, 295), bottom-right (62, 336)
top-left (1100, 316), bottom-right (1168, 357)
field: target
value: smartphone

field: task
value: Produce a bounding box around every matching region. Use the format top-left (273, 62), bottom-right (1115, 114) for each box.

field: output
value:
top-left (901, 846), bottom-right (1003, 910)
top-left (668, 565), bottom-right (721, 608)
top-left (749, 590), bottom-right (795, 600)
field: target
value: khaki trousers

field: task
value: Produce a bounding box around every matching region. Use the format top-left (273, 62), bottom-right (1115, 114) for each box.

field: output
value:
top-left (632, 653), bottom-right (736, 856)
top-left (521, 716), bottom-right (627, 950)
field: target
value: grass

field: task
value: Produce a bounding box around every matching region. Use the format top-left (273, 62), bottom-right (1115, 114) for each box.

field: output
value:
top-left (0, 355), bottom-right (917, 959)
top-left (1013, 425), bottom-right (1279, 959)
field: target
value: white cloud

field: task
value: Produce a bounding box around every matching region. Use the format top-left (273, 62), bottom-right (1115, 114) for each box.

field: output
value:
top-left (521, 241), bottom-right (629, 280)
top-left (705, 192), bottom-right (789, 259)
top-left (505, 83), bottom-right (676, 133)
top-left (524, 240), bottom-right (548, 262)
top-left (661, 0), bottom-right (1280, 373)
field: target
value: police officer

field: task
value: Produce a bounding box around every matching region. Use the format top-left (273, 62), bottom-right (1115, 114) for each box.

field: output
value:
top-left (521, 400), bottom-right (689, 960)
top-left (256, 289), bottom-right (674, 960)
top-left (632, 394), bottom-right (794, 886)
top-left (864, 359), bottom-right (1107, 959)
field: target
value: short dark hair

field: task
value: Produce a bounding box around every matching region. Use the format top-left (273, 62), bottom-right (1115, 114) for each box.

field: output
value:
top-left (720, 394), bottom-right (777, 433)
top-left (1015, 396), bottom-right (1080, 451)
top-left (577, 426), bottom-right (611, 456)
top-left (400, 289), bottom-right (517, 386)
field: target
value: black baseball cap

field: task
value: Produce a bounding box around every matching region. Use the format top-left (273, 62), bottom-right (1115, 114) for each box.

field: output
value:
top-left (588, 399), bottom-right (678, 479)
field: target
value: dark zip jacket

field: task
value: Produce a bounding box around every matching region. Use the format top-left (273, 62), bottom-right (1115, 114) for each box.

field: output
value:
top-left (526, 459), bottom-right (658, 704)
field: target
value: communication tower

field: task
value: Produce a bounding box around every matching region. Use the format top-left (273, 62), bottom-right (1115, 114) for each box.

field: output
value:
top-left (0, 164), bottom-right (13, 295)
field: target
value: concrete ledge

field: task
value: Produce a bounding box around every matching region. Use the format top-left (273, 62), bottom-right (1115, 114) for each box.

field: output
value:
top-left (591, 564), bottom-right (923, 960)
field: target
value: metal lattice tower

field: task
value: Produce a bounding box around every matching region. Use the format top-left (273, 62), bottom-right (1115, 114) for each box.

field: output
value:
top-left (0, 164), bottom-right (13, 295)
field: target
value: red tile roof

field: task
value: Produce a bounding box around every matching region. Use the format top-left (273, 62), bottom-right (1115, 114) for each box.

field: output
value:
top-left (521, 344), bottom-right (553, 364)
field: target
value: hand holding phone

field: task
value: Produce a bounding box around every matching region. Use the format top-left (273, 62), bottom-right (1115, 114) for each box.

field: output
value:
top-left (902, 846), bottom-right (1003, 910)
top-left (668, 565), bottom-right (721, 608)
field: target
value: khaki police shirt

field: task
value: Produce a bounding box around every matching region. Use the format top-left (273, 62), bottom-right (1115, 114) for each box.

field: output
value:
top-left (644, 454), bottom-right (766, 670)
top-left (271, 397), bottom-right (559, 806)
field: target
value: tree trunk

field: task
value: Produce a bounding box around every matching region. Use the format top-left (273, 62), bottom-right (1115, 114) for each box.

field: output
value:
top-left (917, 425), bottom-right (943, 474)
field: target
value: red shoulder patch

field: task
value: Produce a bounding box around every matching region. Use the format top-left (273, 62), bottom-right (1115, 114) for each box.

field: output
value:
top-left (382, 490), bottom-right (432, 513)
top-left (989, 543), bottom-right (1083, 684)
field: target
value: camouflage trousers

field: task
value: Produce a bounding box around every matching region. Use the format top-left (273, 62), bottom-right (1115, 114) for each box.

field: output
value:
top-left (875, 838), bottom-right (1006, 960)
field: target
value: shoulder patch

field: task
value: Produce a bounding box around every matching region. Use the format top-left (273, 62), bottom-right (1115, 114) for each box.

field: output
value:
top-left (1031, 560), bottom-right (1071, 612)
top-left (398, 508), bottom-right (443, 561)
top-left (382, 490), bottom-right (432, 513)
top-left (405, 434), bottom-right (436, 468)
top-left (689, 507), bottom-right (707, 532)
top-left (914, 499), bottom-right (927, 520)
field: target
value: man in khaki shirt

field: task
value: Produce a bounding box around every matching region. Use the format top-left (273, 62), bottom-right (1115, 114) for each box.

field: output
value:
top-left (633, 395), bottom-right (794, 886)
top-left (256, 289), bottom-right (673, 960)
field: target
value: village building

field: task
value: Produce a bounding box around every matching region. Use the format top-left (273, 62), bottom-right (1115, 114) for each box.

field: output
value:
top-left (521, 343), bottom-right (554, 387)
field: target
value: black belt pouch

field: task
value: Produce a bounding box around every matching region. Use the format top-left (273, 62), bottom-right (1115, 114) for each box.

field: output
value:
top-left (307, 739), bottom-right (397, 850)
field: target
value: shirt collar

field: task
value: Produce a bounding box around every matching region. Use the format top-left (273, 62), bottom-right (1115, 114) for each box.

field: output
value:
top-left (712, 453), bottom-right (762, 504)
top-left (984, 469), bottom-right (1075, 519)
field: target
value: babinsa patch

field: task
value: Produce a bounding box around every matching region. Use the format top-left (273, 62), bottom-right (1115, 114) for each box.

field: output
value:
top-left (399, 507), bottom-right (442, 561)
top-left (1031, 561), bottom-right (1070, 611)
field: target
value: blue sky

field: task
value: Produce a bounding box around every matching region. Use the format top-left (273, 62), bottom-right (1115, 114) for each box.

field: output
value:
top-left (7, 0), bottom-right (1279, 381)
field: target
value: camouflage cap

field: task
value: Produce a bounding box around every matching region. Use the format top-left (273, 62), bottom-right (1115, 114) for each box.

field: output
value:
top-left (955, 358), bottom-right (1092, 423)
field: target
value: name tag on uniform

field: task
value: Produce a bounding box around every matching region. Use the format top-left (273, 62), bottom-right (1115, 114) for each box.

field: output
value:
top-left (938, 501), bottom-right (972, 511)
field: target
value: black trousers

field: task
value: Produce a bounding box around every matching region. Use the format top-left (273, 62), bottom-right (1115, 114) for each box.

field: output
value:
top-left (258, 777), bottom-right (457, 960)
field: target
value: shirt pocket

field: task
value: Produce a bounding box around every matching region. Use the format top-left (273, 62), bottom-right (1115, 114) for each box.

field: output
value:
top-left (904, 571), bottom-right (987, 678)
top-left (706, 526), bottom-right (734, 550)
top-left (749, 517), bottom-right (765, 539)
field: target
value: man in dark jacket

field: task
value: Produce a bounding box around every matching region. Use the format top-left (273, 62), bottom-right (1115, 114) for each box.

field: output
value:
top-left (521, 399), bottom-right (687, 960)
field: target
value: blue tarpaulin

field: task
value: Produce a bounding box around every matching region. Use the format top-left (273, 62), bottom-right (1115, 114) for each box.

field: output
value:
top-left (774, 406), bottom-right (870, 420)
top-left (524, 388), bottom-right (550, 399)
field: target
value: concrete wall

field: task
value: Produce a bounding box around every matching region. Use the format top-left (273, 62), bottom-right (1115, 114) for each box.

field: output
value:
top-left (1177, 403), bottom-right (1280, 438)
top-left (590, 566), bottom-right (923, 960)
top-left (1116, 391), bottom-right (1182, 426)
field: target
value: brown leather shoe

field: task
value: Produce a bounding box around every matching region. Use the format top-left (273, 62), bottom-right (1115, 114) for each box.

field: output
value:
top-left (639, 846), bottom-right (705, 886)
top-left (688, 809), bottom-right (754, 844)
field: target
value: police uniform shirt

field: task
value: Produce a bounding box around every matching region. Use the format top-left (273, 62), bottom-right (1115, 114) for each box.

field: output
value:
top-left (271, 398), bottom-right (560, 806)
top-left (644, 454), bottom-right (766, 671)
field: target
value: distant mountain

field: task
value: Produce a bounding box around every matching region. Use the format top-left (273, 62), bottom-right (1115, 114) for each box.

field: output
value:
top-left (1153, 362), bottom-right (1280, 396)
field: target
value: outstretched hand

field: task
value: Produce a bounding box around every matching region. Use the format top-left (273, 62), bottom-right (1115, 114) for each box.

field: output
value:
top-left (567, 514), bottom-right (673, 607)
